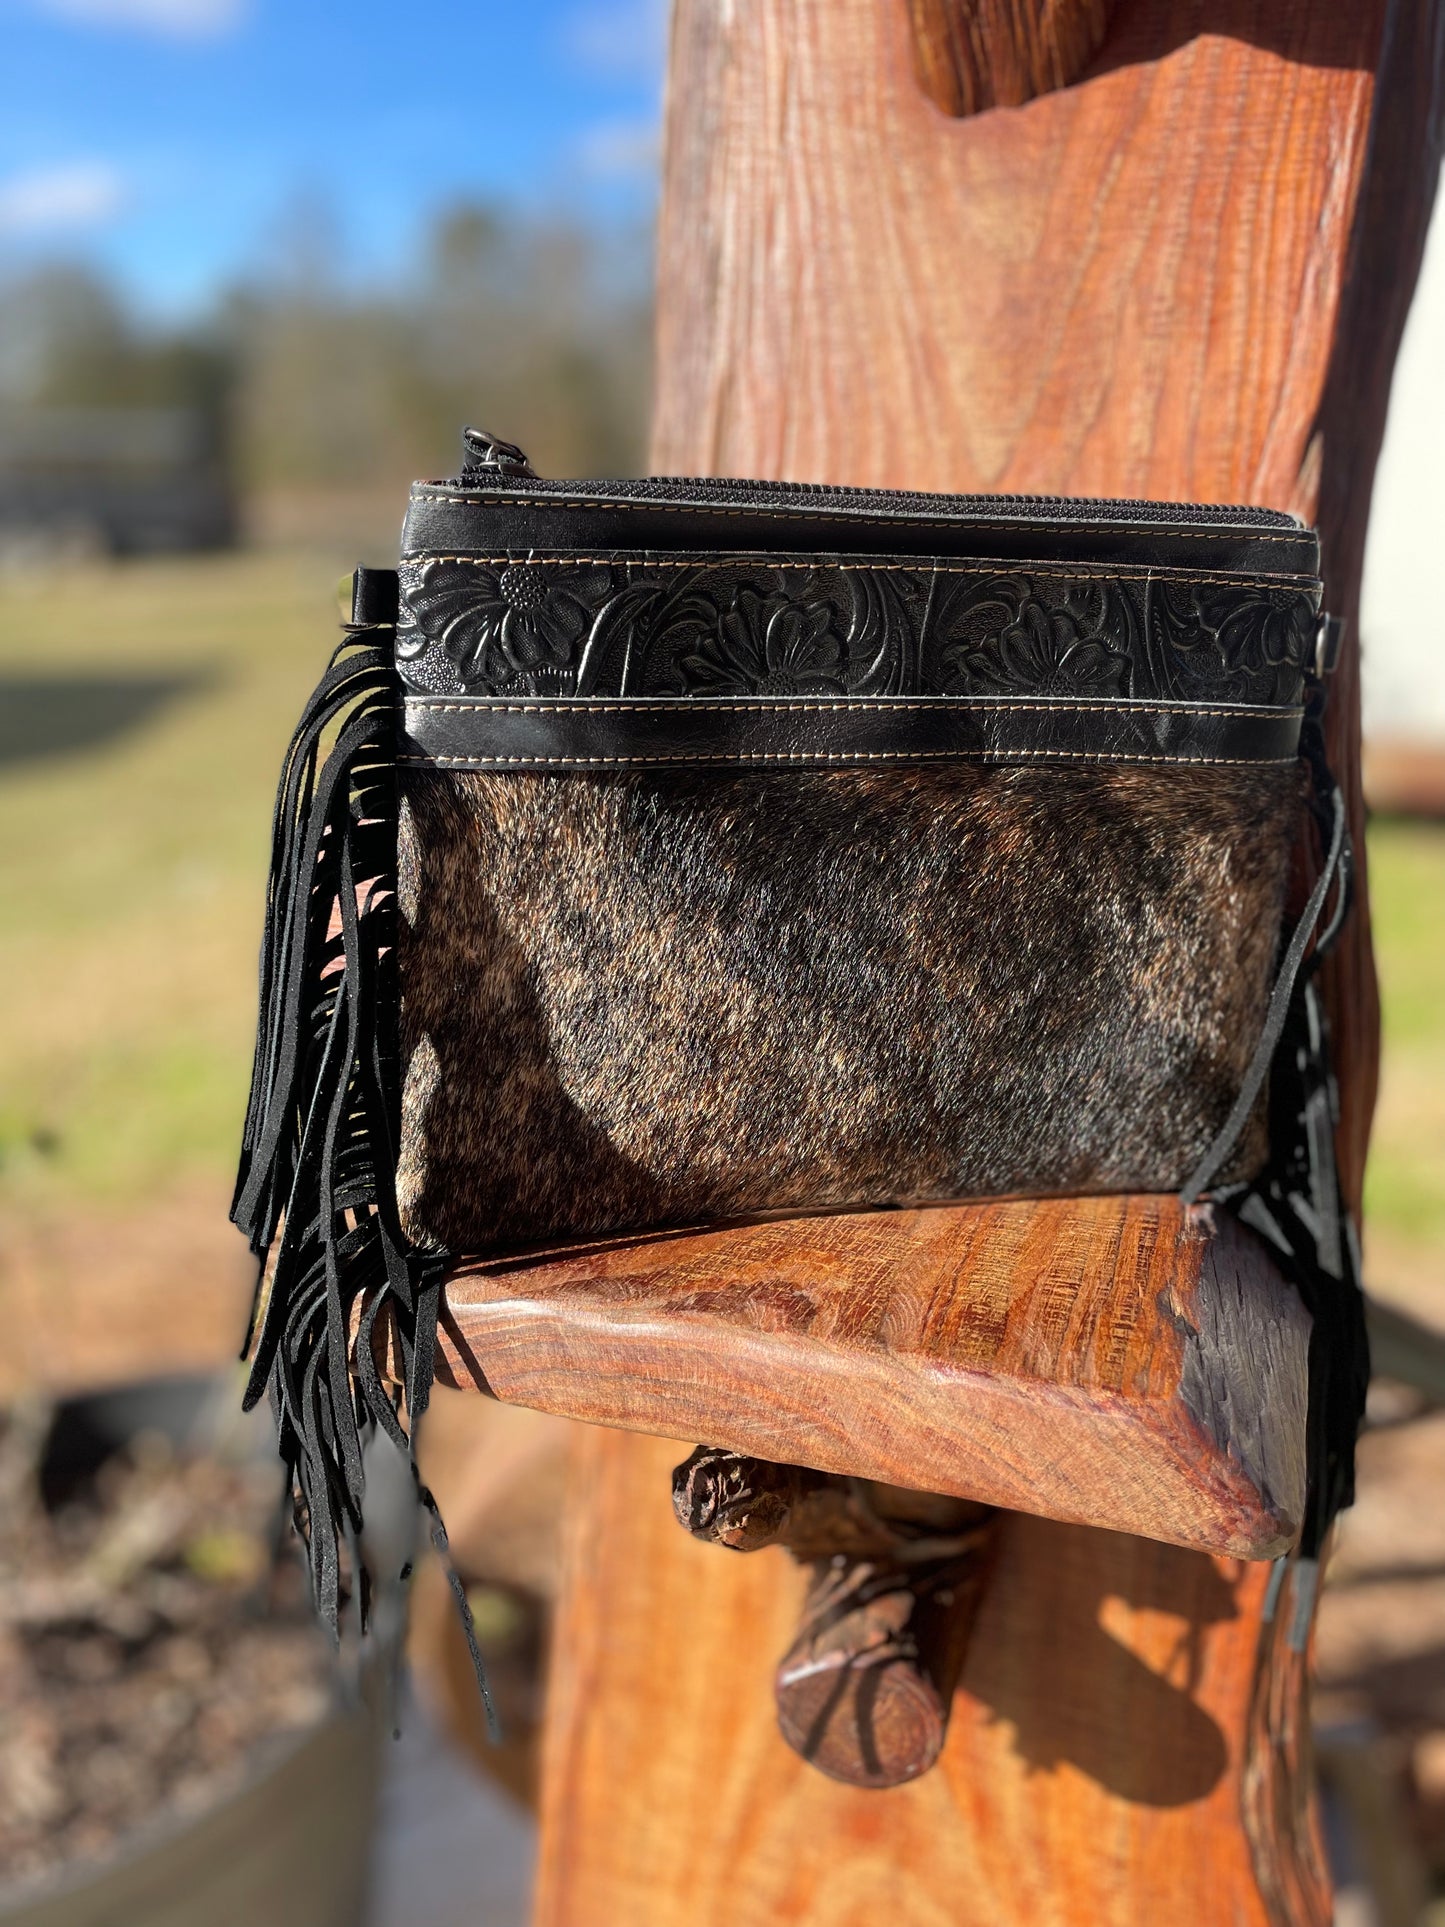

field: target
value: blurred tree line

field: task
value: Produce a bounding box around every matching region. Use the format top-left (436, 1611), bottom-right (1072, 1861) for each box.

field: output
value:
top-left (0, 200), bottom-right (652, 512)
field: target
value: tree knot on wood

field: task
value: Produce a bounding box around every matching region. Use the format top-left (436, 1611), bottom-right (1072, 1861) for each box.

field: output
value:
top-left (670, 1445), bottom-right (807, 1552)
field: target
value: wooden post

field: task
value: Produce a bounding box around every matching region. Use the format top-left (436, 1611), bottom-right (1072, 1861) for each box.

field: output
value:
top-left (527, 4), bottom-right (1445, 1922)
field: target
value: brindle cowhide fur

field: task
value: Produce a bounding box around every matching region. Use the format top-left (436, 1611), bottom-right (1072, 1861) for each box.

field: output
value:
top-left (395, 763), bottom-right (1303, 1255)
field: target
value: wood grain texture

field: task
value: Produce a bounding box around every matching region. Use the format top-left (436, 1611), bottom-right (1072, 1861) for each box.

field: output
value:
top-left (654, 0), bottom-right (1388, 507)
top-left (535, 1427), bottom-right (1327, 1927)
top-left (530, 0), bottom-right (1445, 1917)
top-left (414, 1195), bottom-right (1309, 1558)
top-left (907, 0), bottom-right (1118, 114)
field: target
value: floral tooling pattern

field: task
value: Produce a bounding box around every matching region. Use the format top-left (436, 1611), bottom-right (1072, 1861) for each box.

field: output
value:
top-left (395, 553), bottom-right (1316, 707)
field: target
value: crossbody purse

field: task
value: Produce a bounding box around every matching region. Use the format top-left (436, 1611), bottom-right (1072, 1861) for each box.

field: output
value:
top-left (232, 428), bottom-right (1366, 1644)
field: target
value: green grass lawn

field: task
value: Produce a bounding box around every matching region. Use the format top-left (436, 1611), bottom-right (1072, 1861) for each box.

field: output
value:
top-left (0, 551), bottom-right (351, 1210)
top-left (1363, 819), bottom-right (1445, 1275)
top-left (1, 550), bottom-right (1441, 1297)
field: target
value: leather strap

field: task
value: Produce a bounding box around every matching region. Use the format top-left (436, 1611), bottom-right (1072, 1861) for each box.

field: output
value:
top-left (351, 565), bottom-right (399, 626)
top-left (399, 693), bottom-right (1303, 770)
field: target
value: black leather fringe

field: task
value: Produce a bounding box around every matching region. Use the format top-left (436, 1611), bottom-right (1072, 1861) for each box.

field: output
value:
top-left (1186, 683), bottom-right (1369, 1559)
top-left (231, 602), bottom-right (494, 1727)
top-left (1235, 978), bottom-right (1369, 1560)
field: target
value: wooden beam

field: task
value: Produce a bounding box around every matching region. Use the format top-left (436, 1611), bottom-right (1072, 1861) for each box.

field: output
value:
top-left (400, 1196), bottom-right (1309, 1559)
top-left (530, 0), bottom-right (1444, 1917)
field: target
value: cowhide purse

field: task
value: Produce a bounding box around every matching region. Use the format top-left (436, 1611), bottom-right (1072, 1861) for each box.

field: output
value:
top-left (232, 428), bottom-right (1366, 1641)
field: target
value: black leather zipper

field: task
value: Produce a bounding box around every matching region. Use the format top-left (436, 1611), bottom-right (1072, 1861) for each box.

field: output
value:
top-left (456, 425), bottom-right (1301, 532)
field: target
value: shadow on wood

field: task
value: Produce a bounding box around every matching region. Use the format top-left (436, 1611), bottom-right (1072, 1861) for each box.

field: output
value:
top-left (906, 0), bottom-right (1117, 115)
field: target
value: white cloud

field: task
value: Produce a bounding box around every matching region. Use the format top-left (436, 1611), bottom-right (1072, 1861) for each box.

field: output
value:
top-left (561, 0), bottom-right (669, 85)
top-left (0, 161), bottom-right (127, 237)
top-left (575, 118), bottom-right (661, 182)
top-left (32, 0), bottom-right (248, 37)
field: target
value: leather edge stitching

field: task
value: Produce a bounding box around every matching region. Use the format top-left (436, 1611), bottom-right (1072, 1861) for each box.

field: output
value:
top-left (400, 554), bottom-right (1317, 594)
top-left (407, 490), bottom-right (1312, 549)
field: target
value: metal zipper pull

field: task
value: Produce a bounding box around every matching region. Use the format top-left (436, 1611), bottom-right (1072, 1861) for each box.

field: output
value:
top-left (461, 426), bottom-right (539, 480)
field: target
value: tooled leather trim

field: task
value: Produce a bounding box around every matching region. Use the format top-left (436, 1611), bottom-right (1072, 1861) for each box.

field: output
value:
top-left (395, 552), bottom-right (1317, 711)
top-left (399, 694), bottom-right (1305, 770)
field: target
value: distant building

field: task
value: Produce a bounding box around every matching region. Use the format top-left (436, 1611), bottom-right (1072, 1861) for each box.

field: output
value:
top-left (0, 404), bottom-right (234, 555)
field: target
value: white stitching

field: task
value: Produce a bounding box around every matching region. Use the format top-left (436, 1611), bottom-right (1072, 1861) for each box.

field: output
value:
top-left (398, 749), bottom-right (1295, 768)
top-left (402, 553), bottom-right (1313, 593)
top-left (403, 698), bottom-right (1298, 720)
top-left (409, 489), bottom-right (1309, 548)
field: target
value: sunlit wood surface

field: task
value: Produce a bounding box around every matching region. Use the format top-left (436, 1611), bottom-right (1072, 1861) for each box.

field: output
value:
top-left (528, 0), bottom-right (1442, 1919)
top-left (413, 1195), bottom-right (1309, 1559)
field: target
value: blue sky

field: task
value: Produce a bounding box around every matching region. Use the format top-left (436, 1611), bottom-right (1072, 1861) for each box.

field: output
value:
top-left (0, 0), bottom-right (666, 318)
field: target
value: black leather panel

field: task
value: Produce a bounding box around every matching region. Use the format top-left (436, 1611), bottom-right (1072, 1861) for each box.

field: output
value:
top-left (399, 694), bottom-right (1304, 770)
top-left (394, 551), bottom-right (1318, 711)
top-left (403, 486), bottom-right (1322, 580)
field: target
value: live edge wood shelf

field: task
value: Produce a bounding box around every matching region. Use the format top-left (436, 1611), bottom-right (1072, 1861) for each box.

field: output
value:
top-left (368, 1193), bottom-right (1309, 1561)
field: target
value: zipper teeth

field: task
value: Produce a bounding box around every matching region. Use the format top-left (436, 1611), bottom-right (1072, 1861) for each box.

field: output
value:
top-left (449, 470), bottom-right (1303, 530)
